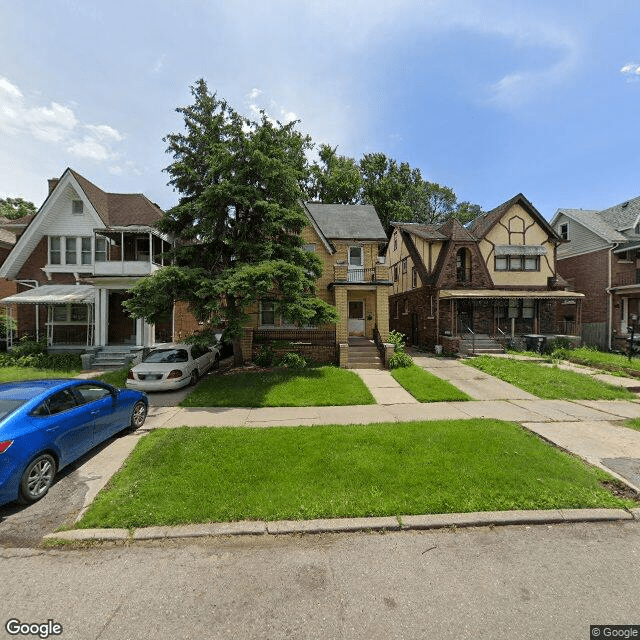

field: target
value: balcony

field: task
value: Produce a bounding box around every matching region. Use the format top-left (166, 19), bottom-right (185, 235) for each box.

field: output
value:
top-left (611, 271), bottom-right (640, 288)
top-left (333, 265), bottom-right (390, 284)
top-left (92, 230), bottom-right (171, 277)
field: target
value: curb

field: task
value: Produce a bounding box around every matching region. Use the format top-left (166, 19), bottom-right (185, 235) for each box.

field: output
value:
top-left (43, 508), bottom-right (637, 543)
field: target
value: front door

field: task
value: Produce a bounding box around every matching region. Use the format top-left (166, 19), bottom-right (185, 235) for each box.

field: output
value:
top-left (108, 291), bottom-right (136, 344)
top-left (348, 246), bottom-right (364, 282)
top-left (348, 300), bottom-right (365, 336)
top-left (457, 300), bottom-right (474, 333)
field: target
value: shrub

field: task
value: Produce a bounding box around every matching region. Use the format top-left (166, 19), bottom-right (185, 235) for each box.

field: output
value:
top-left (11, 336), bottom-right (47, 357)
top-left (277, 352), bottom-right (307, 369)
top-left (388, 330), bottom-right (407, 352)
top-left (0, 343), bottom-right (81, 372)
top-left (255, 343), bottom-right (276, 367)
top-left (545, 336), bottom-right (575, 355)
top-left (388, 351), bottom-right (413, 369)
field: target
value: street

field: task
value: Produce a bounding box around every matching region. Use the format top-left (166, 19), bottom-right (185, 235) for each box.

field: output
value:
top-left (1, 520), bottom-right (639, 639)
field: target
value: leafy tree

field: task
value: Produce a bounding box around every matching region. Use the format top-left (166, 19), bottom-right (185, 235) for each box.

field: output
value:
top-left (0, 197), bottom-right (36, 220)
top-left (123, 79), bottom-right (338, 362)
top-left (308, 144), bottom-right (362, 204)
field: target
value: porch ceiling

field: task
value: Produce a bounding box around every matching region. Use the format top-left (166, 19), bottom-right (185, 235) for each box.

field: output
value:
top-left (0, 284), bottom-right (95, 305)
top-left (439, 289), bottom-right (584, 300)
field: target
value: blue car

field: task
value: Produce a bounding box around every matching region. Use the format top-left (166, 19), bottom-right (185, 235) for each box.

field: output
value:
top-left (0, 379), bottom-right (148, 506)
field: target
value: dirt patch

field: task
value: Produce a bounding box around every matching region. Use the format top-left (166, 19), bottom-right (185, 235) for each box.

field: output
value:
top-left (600, 479), bottom-right (640, 503)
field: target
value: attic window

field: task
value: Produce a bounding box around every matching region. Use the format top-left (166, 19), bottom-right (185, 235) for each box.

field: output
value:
top-left (72, 200), bottom-right (83, 215)
top-left (560, 223), bottom-right (568, 240)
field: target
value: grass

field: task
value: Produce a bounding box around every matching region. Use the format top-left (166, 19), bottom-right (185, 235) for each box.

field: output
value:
top-left (391, 364), bottom-right (471, 402)
top-left (623, 418), bottom-right (640, 432)
top-left (77, 419), bottom-right (636, 529)
top-left (0, 366), bottom-right (78, 383)
top-left (465, 355), bottom-right (635, 400)
top-left (180, 366), bottom-right (375, 407)
top-left (95, 367), bottom-right (130, 388)
top-left (552, 347), bottom-right (640, 377)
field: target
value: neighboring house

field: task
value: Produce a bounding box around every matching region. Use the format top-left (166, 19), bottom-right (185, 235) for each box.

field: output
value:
top-left (387, 194), bottom-right (584, 353)
top-left (0, 169), bottom-right (191, 359)
top-left (243, 202), bottom-right (392, 367)
top-left (551, 196), bottom-right (640, 350)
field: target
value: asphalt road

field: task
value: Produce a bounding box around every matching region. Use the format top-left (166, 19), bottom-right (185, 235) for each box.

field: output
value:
top-left (1, 521), bottom-right (639, 639)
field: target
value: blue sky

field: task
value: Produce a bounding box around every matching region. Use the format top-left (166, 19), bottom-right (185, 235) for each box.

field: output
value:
top-left (1, 0), bottom-right (639, 221)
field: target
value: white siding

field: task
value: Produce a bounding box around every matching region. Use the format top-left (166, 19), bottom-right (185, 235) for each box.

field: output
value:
top-left (554, 214), bottom-right (609, 259)
top-left (39, 184), bottom-right (104, 236)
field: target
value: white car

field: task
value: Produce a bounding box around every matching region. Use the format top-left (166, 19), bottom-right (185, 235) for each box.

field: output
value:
top-left (126, 343), bottom-right (221, 392)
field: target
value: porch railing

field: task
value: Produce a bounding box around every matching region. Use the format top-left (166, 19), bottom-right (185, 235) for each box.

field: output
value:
top-left (253, 329), bottom-right (336, 346)
top-left (612, 271), bottom-right (640, 287)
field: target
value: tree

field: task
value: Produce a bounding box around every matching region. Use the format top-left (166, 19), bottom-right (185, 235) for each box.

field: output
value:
top-left (308, 144), bottom-right (362, 204)
top-left (0, 197), bottom-right (36, 220)
top-left (123, 79), bottom-right (339, 362)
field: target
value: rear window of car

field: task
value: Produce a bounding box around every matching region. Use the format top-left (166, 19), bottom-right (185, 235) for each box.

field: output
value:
top-left (142, 348), bottom-right (189, 363)
top-left (0, 399), bottom-right (26, 421)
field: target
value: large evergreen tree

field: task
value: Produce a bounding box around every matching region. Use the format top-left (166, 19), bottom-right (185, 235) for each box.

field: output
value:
top-left (123, 80), bottom-right (338, 361)
top-left (0, 197), bottom-right (37, 220)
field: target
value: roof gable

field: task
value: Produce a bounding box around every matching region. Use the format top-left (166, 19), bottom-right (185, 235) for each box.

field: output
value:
top-left (551, 208), bottom-right (626, 244)
top-left (303, 203), bottom-right (387, 241)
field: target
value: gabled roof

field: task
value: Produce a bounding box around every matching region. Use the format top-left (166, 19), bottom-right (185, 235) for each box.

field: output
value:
top-left (68, 169), bottom-right (163, 227)
top-left (438, 217), bottom-right (476, 241)
top-left (303, 203), bottom-right (387, 241)
top-left (551, 208), bottom-right (627, 244)
top-left (391, 222), bottom-right (448, 241)
top-left (468, 193), bottom-right (560, 241)
top-left (597, 196), bottom-right (640, 232)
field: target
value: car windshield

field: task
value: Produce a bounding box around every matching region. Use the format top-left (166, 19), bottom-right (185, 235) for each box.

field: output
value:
top-left (142, 348), bottom-right (189, 364)
top-left (0, 399), bottom-right (27, 421)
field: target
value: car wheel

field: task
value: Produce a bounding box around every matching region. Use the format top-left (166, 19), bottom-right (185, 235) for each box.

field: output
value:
top-left (130, 401), bottom-right (147, 430)
top-left (19, 454), bottom-right (57, 504)
top-left (190, 370), bottom-right (199, 386)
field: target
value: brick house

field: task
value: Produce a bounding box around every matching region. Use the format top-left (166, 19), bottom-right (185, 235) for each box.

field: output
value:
top-left (387, 194), bottom-right (584, 354)
top-left (0, 168), bottom-right (186, 361)
top-left (550, 196), bottom-right (640, 350)
top-left (242, 202), bottom-right (392, 367)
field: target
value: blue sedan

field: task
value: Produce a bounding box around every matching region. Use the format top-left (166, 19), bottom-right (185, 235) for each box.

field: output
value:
top-left (0, 379), bottom-right (148, 506)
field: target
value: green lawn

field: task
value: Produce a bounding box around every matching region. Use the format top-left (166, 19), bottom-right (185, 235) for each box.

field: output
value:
top-left (552, 347), bottom-right (640, 377)
top-left (391, 364), bottom-right (470, 402)
top-left (180, 366), bottom-right (375, 407)
top-left (623, 418), bottom-right (640, 432)
top-left (95, 367), bottom-right (129, 388)
top-left (77, 419), bottom-right (635, 529)
top-left (465, 356), bottom-right (635, 400)
top-left (0, 366), bottom-right (78, 383)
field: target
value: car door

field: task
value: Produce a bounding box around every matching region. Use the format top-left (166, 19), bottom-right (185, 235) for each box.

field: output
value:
top-left (190, 345), bottom-right (212, 375)
top-left (73, 384), bottom-right (120, 444)
top-left (31, 388), bottom-right (95, 465)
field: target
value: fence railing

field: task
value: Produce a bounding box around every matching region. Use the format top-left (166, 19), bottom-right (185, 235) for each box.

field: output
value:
top-left (253, 329), bottom-right (336, 346)
top-left (612, 271), bottom-right (640, 287)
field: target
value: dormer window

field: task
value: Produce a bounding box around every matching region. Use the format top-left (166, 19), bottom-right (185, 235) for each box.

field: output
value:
top-left (72, 200), bottom-right (83, 215)
top-left (635, 223), bottom-right (640, 235)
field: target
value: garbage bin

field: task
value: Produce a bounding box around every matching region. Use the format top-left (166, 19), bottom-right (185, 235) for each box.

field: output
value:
top-left (523, 334), bottom-right (545, 353)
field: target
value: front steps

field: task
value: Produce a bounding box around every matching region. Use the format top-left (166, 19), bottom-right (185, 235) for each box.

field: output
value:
top-left (347, 337), bottom-right (384, 369)
top-left (459, 334), bottom-right (505, 356)
top-left (90, 345), bottom-right (143, 370)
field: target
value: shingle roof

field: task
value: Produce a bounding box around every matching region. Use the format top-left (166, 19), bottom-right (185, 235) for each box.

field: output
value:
top-left (304, 203), bottom-right (386, 241)
top-left (438, 217), bottom-right (476, 241)
top-left (557, 208), bottom-right (627, 243)
top-left (69, 169), bottom-right (163, 227)
top-left (391, 222), bottom-right (448, 241)
top-left (597, 196), bottom-right (640, 232)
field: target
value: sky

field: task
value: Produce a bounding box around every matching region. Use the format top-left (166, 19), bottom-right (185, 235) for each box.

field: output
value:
top-left (1, 0), bottom-right (639, 221)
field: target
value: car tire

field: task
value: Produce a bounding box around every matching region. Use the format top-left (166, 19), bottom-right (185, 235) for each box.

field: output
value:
top-left (190, 370), bottom-right (199, 386)
top-left (18, 454), bottom-right (57, 504)
top-left (130, 401), bottom-right (147, 430)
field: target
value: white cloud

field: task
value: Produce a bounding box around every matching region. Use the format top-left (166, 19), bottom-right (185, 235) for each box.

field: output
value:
top-left (152, 54), bottom-right (167, 74)
top-left (0, 76), bottom-right (124, 162)
top-left (621, 63), bottom-right (640, 82)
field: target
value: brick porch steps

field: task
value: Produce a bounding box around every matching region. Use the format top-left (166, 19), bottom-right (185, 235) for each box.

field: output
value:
top-left (459, 334), bottom-right (505, 356)
top-left (348, 337), bottom-right (384, 369)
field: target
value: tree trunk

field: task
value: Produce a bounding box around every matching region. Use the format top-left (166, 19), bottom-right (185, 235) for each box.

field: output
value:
top-left (232, 338), bottom-right (244, 366)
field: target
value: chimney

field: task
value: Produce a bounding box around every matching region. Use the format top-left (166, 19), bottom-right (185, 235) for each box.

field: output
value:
top-left (48, 178), bottom-right (59, 195)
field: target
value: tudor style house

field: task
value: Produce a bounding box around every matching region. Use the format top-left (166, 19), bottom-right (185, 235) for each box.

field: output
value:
top-left (387, 194), bottom-right (584, 354)
top-left (551, 196), bottom-right (640, 350)
top-left (0, 169), bottom-right (193, 365)
top-left (242, 202), bottom-right (392, 368)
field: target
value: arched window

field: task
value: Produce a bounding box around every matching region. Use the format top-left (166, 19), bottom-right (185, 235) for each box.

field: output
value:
top-left (456, 248), bottom-right (472, 283)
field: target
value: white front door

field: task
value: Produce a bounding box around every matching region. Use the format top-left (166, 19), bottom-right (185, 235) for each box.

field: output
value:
top-left (348, 300), bottom-right (365, 336)
top-left (621, 297), bottom-right (629, 334)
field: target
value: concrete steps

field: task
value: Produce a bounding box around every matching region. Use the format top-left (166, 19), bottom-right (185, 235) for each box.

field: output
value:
top-left (459, 334), bottom-right (505, 356)
top-left (348, 337), bottom-right (384, 369)
top-left (91, 346), bottom-right (142, 370)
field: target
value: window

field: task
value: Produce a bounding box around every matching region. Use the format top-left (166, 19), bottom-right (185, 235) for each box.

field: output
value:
top-left (52, 305), bottom-right (89, 323)
top-left (395, 301), bottom-right (400, 318)
top-left (81, 237), bottom-right (92, 265)
top-left (524, 256), bottom-right (540, 271)
top-left (74, 384), bottom-right (111, 404)
top-left (65, 237), bottom-right (77, 264)
top-left (49, 236), bottom-right (61, 265)
top-left (403, 299), bottom-right (409, 315)
top-left (412, 267), bottom-right (418, 289)
top-left (95, 236), bottom-right (108, 262)
top-left (560, 223), bottom-right (568, 240)
top-left (260, 301), bottom-right (276, 326)
top-left (401, 258), bottom-right (407, 274)
top-left (495, 255), bottom-right (539, 272)
top-left (71, 305), bottom-right (88, 322)
top-left (47, 389), bottom-right (77, 415)
top-left (349, 246), bottom-right (363, 267)
top-left (393, 266), bottom-right (398, 282)
top-left (508, 299), bottom-right (519, 318)
top-left (522, 299), bottom-right (535, 319)
top-left (456, 248), bottom-right (471, 283)
top-left (72, 200), bottom-right (83, 215)
top-left (393, 232), bottom-right (397, 251)
top-left (495, 256), bottom-right (508, 271)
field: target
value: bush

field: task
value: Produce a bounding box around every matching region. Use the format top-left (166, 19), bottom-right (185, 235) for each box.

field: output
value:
top-left (388, 351), bottom-right (413, 369)
top-left (277, 352), bottom-right (307, 369)
top-left (11, 336), bottom-right (47, 357)
top-left (255, 343), bottom-right (276, 367)
top-left (0, 341), bottom-right (81, 372)
top-left (545, 336), bottom-right (575, 355)
top-left (388, 330), bottom-right (407, 352)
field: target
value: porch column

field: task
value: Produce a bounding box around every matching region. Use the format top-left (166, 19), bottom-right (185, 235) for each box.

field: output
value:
top-left (136, 318), bottom-right (144, 346)
top-left (375, 286), bottom-right (389, 342)
top-left (335, 287), bottom-right (348, 343)
top-left (100, 289), bottom-right (108, 346)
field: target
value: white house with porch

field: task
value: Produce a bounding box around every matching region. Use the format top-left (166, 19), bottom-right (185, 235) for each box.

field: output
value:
top-left (0, 169), bottom-right (174, 363)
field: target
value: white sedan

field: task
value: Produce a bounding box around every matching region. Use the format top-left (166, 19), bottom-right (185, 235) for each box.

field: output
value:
top-left (126, 343), bottom-right (221, 392)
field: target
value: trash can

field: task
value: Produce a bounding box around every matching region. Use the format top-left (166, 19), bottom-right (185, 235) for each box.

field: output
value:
top-left (523, 334), bottom-right (545, 353)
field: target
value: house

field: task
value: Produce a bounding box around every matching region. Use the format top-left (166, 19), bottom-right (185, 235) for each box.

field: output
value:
top-left (550, 196), bottom-right (640, 350)
top-left (0, 168), bottom-right (197, 364)
top-left (242, 202), bottom-right (393, 368)
top-left (387, 194), bottom-right (584, 354)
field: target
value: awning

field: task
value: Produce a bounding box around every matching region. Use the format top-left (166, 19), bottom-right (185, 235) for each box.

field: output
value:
top-left (0, 285), bottom-right (96, 305)
top-left (495, 245), bottom-right (547, 256)
top-left (439, 289), bottom-right (584, 300)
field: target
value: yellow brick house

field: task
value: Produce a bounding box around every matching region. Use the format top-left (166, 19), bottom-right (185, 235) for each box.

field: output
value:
top-left (243, 202), bottom-right (392, 367)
